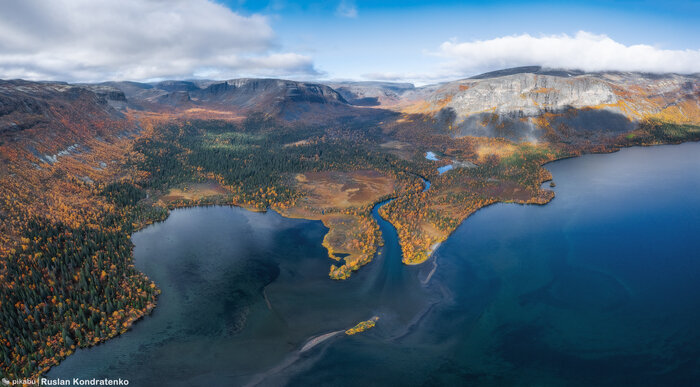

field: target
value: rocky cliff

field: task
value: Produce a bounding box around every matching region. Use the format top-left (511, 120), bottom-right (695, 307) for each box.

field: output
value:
top-left (402, 67), bottom-right (700, 141)
top-left (0, 80), bottom-right (128, 149)
top-left (98, 78), bottom-right (365, 121)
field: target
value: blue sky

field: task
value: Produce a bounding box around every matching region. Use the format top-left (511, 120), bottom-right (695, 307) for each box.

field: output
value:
top-left (221, 0), bottom-right (700, 83)
top-left (0, 0), bottom-right (698, 83)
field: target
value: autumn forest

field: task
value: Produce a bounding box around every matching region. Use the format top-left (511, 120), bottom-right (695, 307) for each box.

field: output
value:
top-left (1, 76), bottom-right (700, 381)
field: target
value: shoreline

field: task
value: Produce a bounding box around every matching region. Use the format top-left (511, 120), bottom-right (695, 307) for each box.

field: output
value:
top-left (40, 139), bottom-right (700, 381)
top-left (404, 138), bottom-right (700, 267)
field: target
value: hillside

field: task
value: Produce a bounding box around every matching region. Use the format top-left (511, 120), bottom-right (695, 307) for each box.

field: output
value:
top-left (326, 81), bottom-right (419, 106)
top-left (1, 71), bottom-right (699, 379)
top-left (0, 80), bottom-right (127, 147)
top-left (400, 67), bottom-right (700, 142)
top-left (93, 78), bottom-right (386, 122)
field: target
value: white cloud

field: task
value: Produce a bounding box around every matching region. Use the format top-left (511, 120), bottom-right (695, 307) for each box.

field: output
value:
top-left (362, 31), bottom-right (700, 86)
top-left (336, 0), bottom-right (358, 18)
top-left (436, 31), bottom-right (700, 76)
top-left (0, 0), bottom-right (319, 82)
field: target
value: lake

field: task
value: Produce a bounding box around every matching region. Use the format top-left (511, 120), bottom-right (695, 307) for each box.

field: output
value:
top-left (49, 142), bottom-right (700, 386)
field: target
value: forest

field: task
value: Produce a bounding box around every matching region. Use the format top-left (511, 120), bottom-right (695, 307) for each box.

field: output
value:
top-left (2, 106), bottom-right (700, 380)
top-left (1, 180), bottom-right (165, 377)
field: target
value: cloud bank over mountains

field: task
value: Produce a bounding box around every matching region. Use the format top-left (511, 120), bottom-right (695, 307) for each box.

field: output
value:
top-left (366, 32), bottom-right (700, 84)
top-left (436, 31), bottom-right (700, 77)
top-left (0, 0), bottom-right (318, 82)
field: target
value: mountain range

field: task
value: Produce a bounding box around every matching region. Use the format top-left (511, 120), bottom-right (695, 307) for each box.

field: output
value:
top-left (3, 66), bottom-right (697, 148)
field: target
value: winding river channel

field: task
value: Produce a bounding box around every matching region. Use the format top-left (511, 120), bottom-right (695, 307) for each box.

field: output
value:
top-left (49, 142), bottom-right (700, 386)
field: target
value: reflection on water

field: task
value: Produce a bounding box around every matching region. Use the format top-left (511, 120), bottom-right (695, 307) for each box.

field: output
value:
top-left (50, 143), bottom-right (700, 386)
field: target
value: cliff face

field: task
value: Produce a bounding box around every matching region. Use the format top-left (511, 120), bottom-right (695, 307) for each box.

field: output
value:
top-left (399, 68), bottom-right (700, 141)
top-left (429, 73), bottom-right (618, 117)
top-left (99, 78), bottom-right (371, 122)
top-left (0, 80), bottom-right (128, 149)
top-left (191, 78), bottom-right (347, 107)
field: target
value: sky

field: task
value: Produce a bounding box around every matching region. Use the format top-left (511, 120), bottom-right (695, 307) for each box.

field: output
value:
top-left (0, 0), bottom-right (698, 85)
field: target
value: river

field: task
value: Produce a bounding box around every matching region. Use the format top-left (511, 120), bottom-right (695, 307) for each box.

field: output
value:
top-left (49, 142), bottom-right (700, 386)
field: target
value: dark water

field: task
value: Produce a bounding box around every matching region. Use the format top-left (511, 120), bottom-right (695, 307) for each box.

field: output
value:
top-left (50, 142), bottom-right (700, 386)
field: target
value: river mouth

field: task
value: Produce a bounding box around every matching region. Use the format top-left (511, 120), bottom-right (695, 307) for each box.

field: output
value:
top-left (49, 142), bottom-right (700, 386)
top-left (47, 201), bottom-right (438, 386)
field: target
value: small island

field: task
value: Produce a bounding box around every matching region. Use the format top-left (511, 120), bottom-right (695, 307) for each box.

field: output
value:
top-left (345, 317), bottom-right (380, 335)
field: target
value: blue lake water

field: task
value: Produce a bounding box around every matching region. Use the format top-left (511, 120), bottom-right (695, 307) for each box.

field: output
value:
top-left (437, 164), bottom-right (454, 174)
top-left (426, 151), bottom-right (454, 174)
top-left (49, 142), bottom-right (700, 386)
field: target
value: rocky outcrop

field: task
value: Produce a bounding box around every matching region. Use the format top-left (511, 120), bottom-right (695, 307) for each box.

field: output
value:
top-left (401, 67), bottom-right (700, 141)
top-left (430, 73), bottom-right (618, 118)
top-left (0, 80), bottom-right (129, 155)
top-left (191, 78), bottom-right (347, 107)
top-left (96, 78), bottom-right (364, 121)
top-left (0, 81), bottom-right (123, 131)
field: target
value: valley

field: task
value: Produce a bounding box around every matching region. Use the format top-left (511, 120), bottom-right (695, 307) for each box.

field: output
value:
top-left (1, 67), bottom-right (699, 380)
